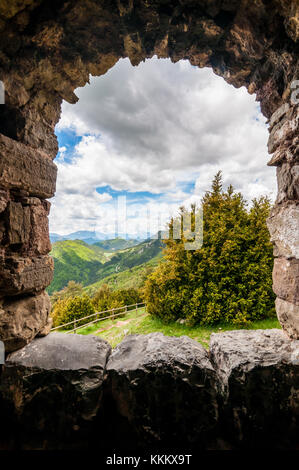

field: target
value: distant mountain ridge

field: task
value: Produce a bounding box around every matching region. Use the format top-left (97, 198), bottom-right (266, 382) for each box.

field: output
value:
top-left (93, 238), bottom-right (141, 251)
top-left (50, 231), bottom-right (145, 245)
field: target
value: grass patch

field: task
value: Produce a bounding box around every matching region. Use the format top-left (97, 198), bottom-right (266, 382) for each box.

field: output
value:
top-left (70, 308), bottom-right (281, 349)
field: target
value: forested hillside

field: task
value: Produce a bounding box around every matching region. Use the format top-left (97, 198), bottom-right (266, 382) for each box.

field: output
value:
top-left (49, 238), bottom-right (164, 294)
top-left (48, 240), bottom-right (107, 294)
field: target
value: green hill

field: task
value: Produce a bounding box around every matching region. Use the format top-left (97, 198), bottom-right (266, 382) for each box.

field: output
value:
top-left (48, 238), bottom-right (164, 295)
top-left (48, 240), bottom-right (107, 294)
top-left (85, 252), bottom-right (163, 294)
top-left (94, 238), bottom-right (164, 279)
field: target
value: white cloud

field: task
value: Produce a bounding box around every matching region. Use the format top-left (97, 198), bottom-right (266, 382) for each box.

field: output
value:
top-left (50, 189), bottom-right (113, 235)
top-left (50, 57), bottom-right (275, 235)
top-left (55, 136), bottom-right (175, 195)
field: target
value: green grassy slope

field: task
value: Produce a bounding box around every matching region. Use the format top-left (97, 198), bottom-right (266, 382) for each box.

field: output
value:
top-left (49, 238), bottom-right (164, 295)
top-left (48, 240), bottom-right (107, 294)
top-left (74, 308), bottom-right (281, 349)
top-left (92, 238), bottom-right (164, 280)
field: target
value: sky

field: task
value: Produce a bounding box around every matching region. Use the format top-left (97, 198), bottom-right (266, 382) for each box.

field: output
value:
top-left (50, 56), bottom-right (276, 238)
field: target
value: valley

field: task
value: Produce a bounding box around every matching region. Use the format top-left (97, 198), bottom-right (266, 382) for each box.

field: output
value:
top-left (48, 237), bottom-right (164, 295)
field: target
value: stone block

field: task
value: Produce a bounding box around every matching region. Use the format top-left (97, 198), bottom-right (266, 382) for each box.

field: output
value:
top-left (210, 329), bottom-right (299, 448)
top-left (0, 333), bottom-right (111, 448)
top-left (276, 297), bottom-right (299, 340)
top-left (267, 202), bottom-right (299, 258)
top-left (269, 103), bottom-right (289, 129)
top-left (3, 199), bottom-right (51, 255)
top-left (0, 133), bottom-right (57, 198)
top-left (106, 333), bottom-right (218, 447)
top-left (6, 201), bottom-right (30, 245)
top-left (37, 316), bottom-right (53, 337)
top-left (276, 163), bottom-right (299, 203)
top-left (29, 203), bottom-right (51, 255)
top-left (0, 255), bottom-right (54, 296)
top-left (268, 105), bottom-right (298, 154)
top-left (273, 257), bottom-right (299, 305)
top-left (0, 291), bottom-right (51, 352)
top-left (268, 135), bottom-right (299, 166)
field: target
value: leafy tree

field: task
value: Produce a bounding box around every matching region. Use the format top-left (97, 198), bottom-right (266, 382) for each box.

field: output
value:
top-left (51, 281), bottom-right (84, 306)
top-left (92, 284), bottom-right (115, 313)
top-left (141, 265), bottom-right (155, 284)
top-left (144, 172), bottom-right (275, 327)
top-left (92, 285), bottom-right (142, 314)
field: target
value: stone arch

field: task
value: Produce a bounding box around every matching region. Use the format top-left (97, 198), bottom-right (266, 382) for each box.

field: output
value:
top-left (0, 0), bottom-right (298, 351)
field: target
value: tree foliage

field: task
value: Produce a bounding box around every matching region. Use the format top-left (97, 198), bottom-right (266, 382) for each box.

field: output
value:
top-left (51, 294), bottom-right (95, 329)
top-left (51, 285), bottom-right (143, 328)
top-left (92, 285), bottom-right (142, 313)
top-left (144, 172), bottom-right (275, 327)
top-left (51, 281), bottom-right (84, 306)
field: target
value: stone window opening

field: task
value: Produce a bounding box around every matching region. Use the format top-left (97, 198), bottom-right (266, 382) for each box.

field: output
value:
top-left (0, 0), bottom-right (298, 451)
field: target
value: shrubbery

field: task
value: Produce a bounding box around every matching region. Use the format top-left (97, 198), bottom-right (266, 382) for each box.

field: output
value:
top-left (144, 172), bottom-right (275, 327)
top-left (51, 294), bottom-right (95, 329)
top-left (51, 284), bottom-right (143, 328)
top-left (92, 285), bottom-right (142, 313)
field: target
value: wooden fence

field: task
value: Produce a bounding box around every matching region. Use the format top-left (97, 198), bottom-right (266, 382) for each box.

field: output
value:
top-left (50, 302), bottom-right (146, 334)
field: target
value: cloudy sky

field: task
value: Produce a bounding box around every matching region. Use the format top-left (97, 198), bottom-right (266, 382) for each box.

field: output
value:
top-left (50, 56), bottom-right (275, 237)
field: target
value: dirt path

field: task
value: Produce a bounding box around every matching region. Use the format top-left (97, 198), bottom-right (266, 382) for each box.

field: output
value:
top-left (95, 313), bottom-right (148, 334)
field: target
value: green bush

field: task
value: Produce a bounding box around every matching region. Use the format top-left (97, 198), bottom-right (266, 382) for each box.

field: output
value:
top-left (144, 172), bottom-right (275, 327)
top-left (92, 285), bottom-right (143, 314)
top-left (51, 285), bottom-right (143, 329)
top-left (51, 294), bottom-right (95, 329)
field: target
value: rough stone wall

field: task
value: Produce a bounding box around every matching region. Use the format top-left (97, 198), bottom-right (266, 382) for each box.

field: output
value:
top-left (0, 331), bottom-right (298, 450)
top-left (267, 100), bottom-right (299, 338)
top-left (0, 0), bottom-right (298, 349)
top-left (0, 132), bottom-right (56, 351)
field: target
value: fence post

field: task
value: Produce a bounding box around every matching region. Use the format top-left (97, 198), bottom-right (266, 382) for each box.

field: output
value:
top-left (112, 308), bottom-right (114, 320)
top-left (136, 303), bottom-right (137, 313)
top-left (74, 320), bottom-right (77, 333)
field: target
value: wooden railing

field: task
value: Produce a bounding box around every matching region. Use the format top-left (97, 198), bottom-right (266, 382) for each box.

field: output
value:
top-left (50, 302), bottom-right (146, 334)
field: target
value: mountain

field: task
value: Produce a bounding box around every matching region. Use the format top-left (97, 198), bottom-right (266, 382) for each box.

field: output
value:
top-left (50, 231), bottom-right (145, 245)
top-left (93, 238), bottom-right (141, 251)
top-left (50, 231), bottom-right (113, 244)
top-left (85, 257), bottom-right (161, 294)
top-left (49, 233), bottom-right (65, 243)
top-left (48, 237), bottom-right (164, 295)
top-left (48, 240), bottom-right (107, 294)
top-left (96, 238), bottom-right (164, 278)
